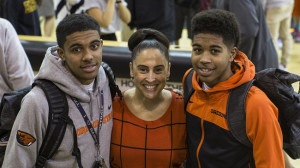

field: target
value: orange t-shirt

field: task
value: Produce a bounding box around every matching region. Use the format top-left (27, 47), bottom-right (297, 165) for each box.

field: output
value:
top-left (110, 91), bottom-right (187, 168)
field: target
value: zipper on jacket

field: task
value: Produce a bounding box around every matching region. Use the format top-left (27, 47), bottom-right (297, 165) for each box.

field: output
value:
top-left (196, 119), bottom-right (204, 168)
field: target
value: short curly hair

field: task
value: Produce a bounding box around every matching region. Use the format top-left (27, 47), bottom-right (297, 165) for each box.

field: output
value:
top-left (191, 9), bottom-right (240, 48)
top-left (128, 28), bottom-right (170, 62)
top-left (56, 14), bottom-right (101, 48)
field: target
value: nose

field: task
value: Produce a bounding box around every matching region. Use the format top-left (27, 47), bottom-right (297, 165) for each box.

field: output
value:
top-left (82, 49), bottom-right (93, 61)
top-left (146, 71), bottom-right (156, 82)
top-left (200, 51), bottom-right (211, 64)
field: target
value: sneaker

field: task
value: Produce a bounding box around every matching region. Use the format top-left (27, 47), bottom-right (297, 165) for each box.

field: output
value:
top-left (279, 63), bottom-right (287, 71)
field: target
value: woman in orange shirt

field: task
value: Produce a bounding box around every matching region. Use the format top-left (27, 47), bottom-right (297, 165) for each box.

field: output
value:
top-left (110, 28), bottom-right (187, 168)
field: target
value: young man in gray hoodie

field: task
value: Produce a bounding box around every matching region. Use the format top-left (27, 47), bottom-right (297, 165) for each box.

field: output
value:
top-left (3, 14), bottom-right (112, 168)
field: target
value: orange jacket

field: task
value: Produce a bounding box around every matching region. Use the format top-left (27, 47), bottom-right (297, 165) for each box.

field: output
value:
top-left (183, 51), bottom-right (284, 168)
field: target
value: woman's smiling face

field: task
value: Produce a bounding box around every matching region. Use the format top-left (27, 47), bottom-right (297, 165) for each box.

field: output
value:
top-left (130, 48), bottom-right (170, 100)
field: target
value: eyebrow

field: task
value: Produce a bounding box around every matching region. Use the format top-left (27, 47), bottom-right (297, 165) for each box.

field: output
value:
top-left (192, 44), bottom-right (201, 47)
top-left (192, 44), bottom-right (222, 49)
top-left (137, 65), bottom-right (165, 68)
top-left (90, 39), bottom-right (101, 44)
top-left (69, 39), bottom-right (101, 48)
top-left (69, 43), bottom-right (81, 49)
top-left (210, 45), bottom-right (222, 49)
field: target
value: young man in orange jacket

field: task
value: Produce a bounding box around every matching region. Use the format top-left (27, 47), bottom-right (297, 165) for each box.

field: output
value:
top-left (183, 9), bottom-right (284, 167)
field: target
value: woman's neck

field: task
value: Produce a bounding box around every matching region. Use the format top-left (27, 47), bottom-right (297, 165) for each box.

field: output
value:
top-left (124, 88), bottom-right (172, 121)
top-left (133, 89), bottom-right (165, 110)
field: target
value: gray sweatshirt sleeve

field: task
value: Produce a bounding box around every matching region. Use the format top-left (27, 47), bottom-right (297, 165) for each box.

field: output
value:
top-left (1, 18), bottom-right (34, 91)
top-left (2, 88), bottom-right (48, 168)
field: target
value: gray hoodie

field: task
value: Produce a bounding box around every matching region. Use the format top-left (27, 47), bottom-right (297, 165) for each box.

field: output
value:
top-left (3, 46), bottom-right (112, 168)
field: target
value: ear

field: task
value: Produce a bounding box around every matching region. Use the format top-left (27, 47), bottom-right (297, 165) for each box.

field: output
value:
top-left (229, 47), bottom-right (238, 62)
top-left (57, 47), bottom-right (65, 61)
top-left (129, 62), bottom-right (133, 77)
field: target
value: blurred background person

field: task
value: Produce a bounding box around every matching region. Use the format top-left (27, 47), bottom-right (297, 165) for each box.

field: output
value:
top-left (54, 0), bottom-right (86, 24)
top-left (125, 0), bottom-right (175, 43)
top-left (292, 0), bottom-right (300, 42)
top-left (264, 0), bottom-right (294, 71)
top-left (1, 0), bottom-right (41, 36)
top-left (85, 0), bottom-right (131, 41)
top-left (54, 0), bottom-right (131, 41)
top-left (38, 0), bottom-right (55, 37)
top-left (197, 0), bottom-right (212, 12)
top-left (0, 18), bottom-right (34, 100)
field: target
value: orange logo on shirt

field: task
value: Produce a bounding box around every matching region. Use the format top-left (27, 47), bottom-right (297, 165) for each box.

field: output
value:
top-left (16, 130), bottom-right (36, 147)
top-left (76, 112), bottom-right (112, 137)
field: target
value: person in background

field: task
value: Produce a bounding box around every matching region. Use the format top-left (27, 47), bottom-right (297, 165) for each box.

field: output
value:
top-left (183, 9), bottom-right (284, 167)
top-left (211, 0), bottom-right (278, 72)
top-left (54, 0), bottom-right (86, 25)
top-left (125, 0), bottom-right (176, 43)
top-left (264, 0), bottom-right (294, 71)
top-left (0, 18), bottom-right (34, 100)
top-left (292, 0), bottom-right (300, 42)
top-left (85, 0), bottom-right (131, 41)
top-left (1, 0), bottom-right (41, 36)
top-left (38, 0), bottom-right (56, 37)
top-left (3, 14), bottom-right (113, 167)
top-left (197, 0), bottom-right (212, 12)
top-left (110, 28), bottom-right (187, 167)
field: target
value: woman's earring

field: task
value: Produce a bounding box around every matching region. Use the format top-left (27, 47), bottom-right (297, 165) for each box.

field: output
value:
top-left (166, 77), bottom-right (169, 81)
top-left (131, 76), bottom-right (134, 81)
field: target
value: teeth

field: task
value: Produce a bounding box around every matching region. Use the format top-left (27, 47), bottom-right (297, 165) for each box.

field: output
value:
top-left (145, 85), bottom-right (155, 89)
top-left (202, 69), bottom-right (210, 72)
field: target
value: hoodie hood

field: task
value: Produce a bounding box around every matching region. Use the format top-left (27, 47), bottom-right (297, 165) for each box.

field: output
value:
top-left (192, 51), bottom-right (256, 92)
top-left (35, 46), bottom-right (107, 102)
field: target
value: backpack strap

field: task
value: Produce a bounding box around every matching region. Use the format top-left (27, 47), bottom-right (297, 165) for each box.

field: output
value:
top-left (33, 79), bottom-right (83, 168)
top-left (183, 69), bottom-right (195, 110)
top-left (227, 80), bottom-right (256, 167)
top-left (101, 62), bottom-right (122, 100)
top-left (227, 79), bottom-right (254, 148)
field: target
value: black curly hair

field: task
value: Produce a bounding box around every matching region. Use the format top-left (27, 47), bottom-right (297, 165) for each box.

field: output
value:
top-left (191, 9), bottom-right (240, 49)
top-left (56, 14), bottom-right (101, 49)
top-left (128, 28), bottom-right (170, 61)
